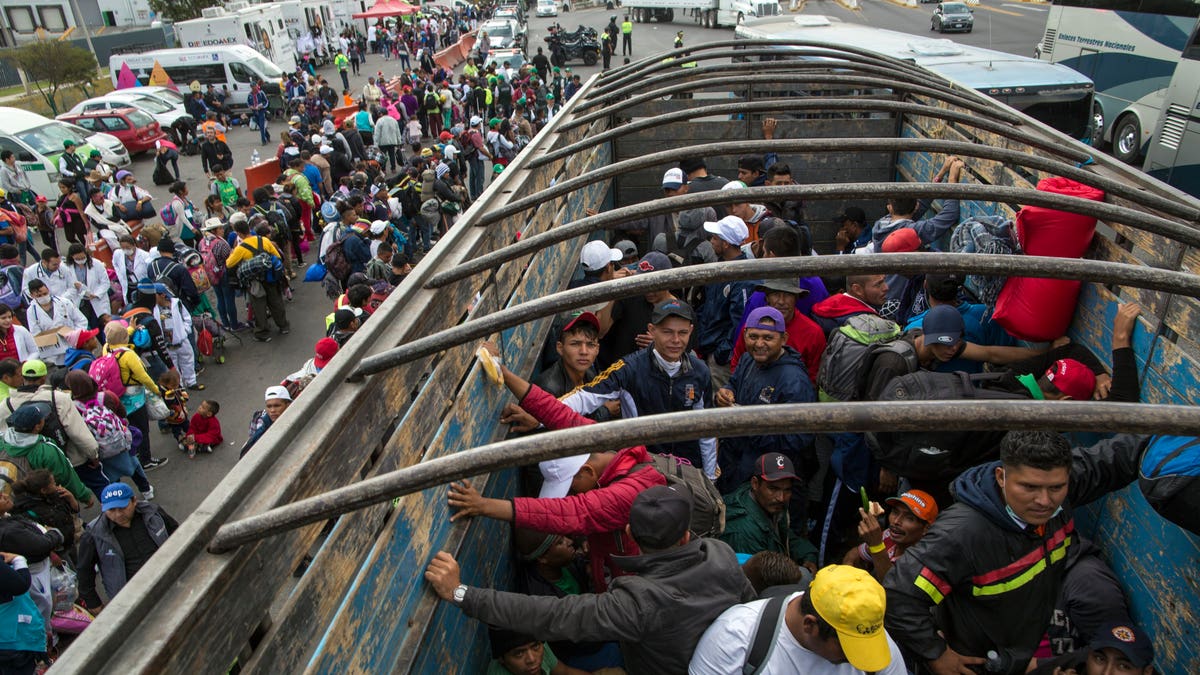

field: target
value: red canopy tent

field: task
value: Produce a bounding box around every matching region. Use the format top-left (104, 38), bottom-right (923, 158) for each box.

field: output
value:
top-left (352, 0), bottom-right (419, 19)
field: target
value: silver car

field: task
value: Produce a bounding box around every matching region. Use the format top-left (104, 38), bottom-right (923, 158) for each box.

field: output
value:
top-left (932, 2), bottom-right (974, 33)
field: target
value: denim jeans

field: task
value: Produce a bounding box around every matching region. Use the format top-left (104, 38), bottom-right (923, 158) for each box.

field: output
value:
top-left (214, 275), bottom-right (238, 328)
top-left (101, 449), bottom-right (151, 492)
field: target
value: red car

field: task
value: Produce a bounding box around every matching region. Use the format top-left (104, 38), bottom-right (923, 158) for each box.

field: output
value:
top-left (57, 107), bottom-right (166, 155)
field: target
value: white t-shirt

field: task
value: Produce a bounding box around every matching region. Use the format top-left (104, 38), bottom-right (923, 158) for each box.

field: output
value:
top-left (689, 593), bottom-right (908, 675)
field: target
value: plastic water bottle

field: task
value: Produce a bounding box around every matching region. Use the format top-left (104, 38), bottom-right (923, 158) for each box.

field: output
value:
top-left (250, 149), bottom-right (261, 165)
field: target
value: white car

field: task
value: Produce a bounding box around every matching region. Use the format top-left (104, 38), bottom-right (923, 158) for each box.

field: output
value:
top-left (67, 93), bottom-right (194, 142)
top-left (60, 122), bottom-right (131, 168)
top-left (536, 0), bottom-right (558, 17)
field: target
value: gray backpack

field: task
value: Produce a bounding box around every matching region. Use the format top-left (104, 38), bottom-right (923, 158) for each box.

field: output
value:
top-left (816, 313), bottom-right (917, 402)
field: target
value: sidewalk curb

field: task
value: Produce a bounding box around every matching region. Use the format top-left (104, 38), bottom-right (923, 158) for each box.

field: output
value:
top-left (835, 0), bottom-right (861, 10)
top-left (879, 0), bottom-right (919, 9)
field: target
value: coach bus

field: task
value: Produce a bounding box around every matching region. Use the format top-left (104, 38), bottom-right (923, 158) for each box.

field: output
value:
top-left (736, 15), bottom-right (1095, 140)
top-left (1036, 0), bottom-right (1200, 163)
top-left (1143, 18), bottom-right (1200, 197)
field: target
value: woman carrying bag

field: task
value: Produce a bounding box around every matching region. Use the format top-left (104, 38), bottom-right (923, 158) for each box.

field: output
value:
top-left (109, 171), bottom-right (155, 223)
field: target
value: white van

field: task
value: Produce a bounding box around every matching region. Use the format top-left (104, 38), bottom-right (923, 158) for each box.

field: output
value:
top-left (0, 108), bottom-right (111, 199)
top-left (108, 45), bottom-right (286, 115)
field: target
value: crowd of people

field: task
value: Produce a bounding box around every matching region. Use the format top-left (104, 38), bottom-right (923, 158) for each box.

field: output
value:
top-left (0, 7), bottom-right (1168, 674)
top-left (420, 144), bottom-right (1156, 674)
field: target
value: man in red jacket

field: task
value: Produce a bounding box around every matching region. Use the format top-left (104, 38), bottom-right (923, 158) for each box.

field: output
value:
top-left (811, 274), bottom-right (888, 337)
top-left (449, 342), bottom-right (667, 591)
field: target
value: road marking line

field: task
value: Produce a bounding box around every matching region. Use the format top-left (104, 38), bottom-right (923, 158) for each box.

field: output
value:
top-left (1001, 2), bottom-right (1047, 8)
top-left (973, 4), bottom-right (1024, 15)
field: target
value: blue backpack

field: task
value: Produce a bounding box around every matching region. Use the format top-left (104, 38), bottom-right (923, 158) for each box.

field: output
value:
top-left (1138, 435), bottom-right (1200, 536)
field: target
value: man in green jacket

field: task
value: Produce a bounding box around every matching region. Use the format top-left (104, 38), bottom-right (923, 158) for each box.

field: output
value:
top-left (334, 50), bottom-right (351, 91)
top-left (720, 452), bottom-right (817, 572)
top-left (0, 402), bottom-right (93, 505)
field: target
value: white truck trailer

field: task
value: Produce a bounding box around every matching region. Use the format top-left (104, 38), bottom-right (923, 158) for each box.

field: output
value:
top-left (626, 0), bottom-right (781, 29)
top-left (173, 1), bottom-right (297, 72)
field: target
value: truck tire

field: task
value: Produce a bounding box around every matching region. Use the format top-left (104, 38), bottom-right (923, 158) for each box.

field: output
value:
top-left (1112, 114), bottom-right (1142, 164)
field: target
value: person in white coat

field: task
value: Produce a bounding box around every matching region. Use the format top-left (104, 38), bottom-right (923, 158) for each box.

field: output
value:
top-left (22, 249), bottom-right (71, 304)
top-left (63, 244), bottom-right (111, 329)
top-left (150, 283), bottom-right (200, 389)
top-left (24, 278), bottom-right (87, 366)
top-left (111, 235), bottom-right (151, 309)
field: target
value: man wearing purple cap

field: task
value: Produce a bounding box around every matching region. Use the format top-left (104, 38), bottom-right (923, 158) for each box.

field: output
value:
top-left (715, 306), bottom-right (815, 491)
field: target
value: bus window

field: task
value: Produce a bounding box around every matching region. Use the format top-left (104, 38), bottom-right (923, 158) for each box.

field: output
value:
top-left (230, 62), bottom-right (254, 84)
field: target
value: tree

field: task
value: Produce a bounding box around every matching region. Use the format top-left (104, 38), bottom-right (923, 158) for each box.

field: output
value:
top-left (149, 0), bottom-right (223, 22)
top-left (2, 40), bottom-right (97, 116)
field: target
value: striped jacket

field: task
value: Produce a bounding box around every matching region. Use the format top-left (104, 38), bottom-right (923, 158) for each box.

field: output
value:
top-left (883, 434), bottom-right (1145, 674)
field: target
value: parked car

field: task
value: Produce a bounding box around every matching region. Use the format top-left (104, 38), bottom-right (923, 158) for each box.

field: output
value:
top-left (495, 6), bottom-right (526, 25)
top-left (932, 2), bottom-right (973, 32)
top-left (536, 0), bottom-right (558, 17)
top-left (485, 48), bottom-right (528, 71)
top-left (60, 122), bottom-right (132, 168)
top-left (480, 19), bottom-right (526, 50)
top-left (66, 93), bottom-right (194, 146)
top-left (57, 107), bottom-right (166, 155)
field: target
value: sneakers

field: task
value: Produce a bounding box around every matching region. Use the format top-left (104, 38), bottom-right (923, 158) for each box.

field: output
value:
top-left (254, 335), bottom-right (273, 343)
top-left (143, 486), bottom-right (155, 500)
top-left (280, 327), bottom-right (291, 335)
top-left (144, 457), bottom-right (169, 471)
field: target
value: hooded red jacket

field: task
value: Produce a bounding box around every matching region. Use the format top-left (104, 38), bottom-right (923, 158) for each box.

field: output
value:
top-left (810, 292), bottom-right (880, 336)
top-left (513, 384), bottom-right (667, 592)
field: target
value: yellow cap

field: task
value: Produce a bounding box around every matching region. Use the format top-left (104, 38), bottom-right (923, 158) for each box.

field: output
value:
top-left (808, 565), bottom-right (890, 672)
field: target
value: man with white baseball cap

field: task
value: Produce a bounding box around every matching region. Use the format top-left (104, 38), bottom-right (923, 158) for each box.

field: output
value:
top-left (578, 240), bottom-right (622, 279)
top-left (240, 385), bottom-right (293, 458)
top-left (699, 214), bottom-right (757, 388)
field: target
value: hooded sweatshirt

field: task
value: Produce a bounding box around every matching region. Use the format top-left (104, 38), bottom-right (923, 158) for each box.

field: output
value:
top-left (810, 292), bottom-right (879, 337)
top-left (884, 435), bottom-right (1146, 674)
top-left (0, 429), bottom-right (91, 503)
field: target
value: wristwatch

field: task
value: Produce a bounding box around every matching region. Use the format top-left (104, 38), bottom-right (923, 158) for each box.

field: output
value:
top-left (452, 584), bottom-right (468, 604)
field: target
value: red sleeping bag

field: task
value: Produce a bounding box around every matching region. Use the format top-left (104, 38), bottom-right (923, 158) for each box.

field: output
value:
top-left (993, 177), bottom-right (1105, 341)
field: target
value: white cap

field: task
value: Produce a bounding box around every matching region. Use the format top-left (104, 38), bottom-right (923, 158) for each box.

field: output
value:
top-left (369, 220), bottom-right (387, 235)
top-left (264, 385), bottom-right (293, 402)
top-left (721, 179), bottom-right (748, 192)
top-left (580, 239), bottom-right (622, 273)
top-left (443, 144), bottom-right (460, 159)
top-left (469, 115), bottom-right (483, 126)
top-left (747, 204), bottom-right (768, 223)
top-left (703, 215), bottom-right (749, 245)
top-left (284, 147), bottom-right (300, 156)
top-left (538, 454), bottom-right (589, 498)
top-left (320, 144), bottom-right (333, 155)
top-left (662, 167), bottom-right (685, 190)
top-left (311, 134), bottom-right (323, 145)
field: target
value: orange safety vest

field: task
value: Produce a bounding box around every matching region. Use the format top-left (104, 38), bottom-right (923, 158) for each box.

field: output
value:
top-left (200, 120), bottom-right (227, 143)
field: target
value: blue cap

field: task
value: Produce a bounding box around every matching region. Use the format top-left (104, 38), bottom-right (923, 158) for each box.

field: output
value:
top-left (136, 279), bottom-right (157, 296)
top-left (6, 401), bottom-right (50, 432)
top-left (745, 306), bottom-right (786, 333)
top-left (320, 201), bottom-right (339, 222)
top-left (921, 304), bottom-right (964, 345)
top-left (152, 283), bottom-right (171, 296)
top-left (100, 483), bottom-right (135, 511)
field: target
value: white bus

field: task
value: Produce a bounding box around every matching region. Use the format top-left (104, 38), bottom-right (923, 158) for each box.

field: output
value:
top-left (735, 16), bottom-right (1096, 139)
top-left (1037, 0), bottom-right (1200, 163)
top-left (1144, 19), bottom-right (1200, 197)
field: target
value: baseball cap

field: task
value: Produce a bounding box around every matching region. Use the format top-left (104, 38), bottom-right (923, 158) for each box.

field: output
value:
top-left (628, 485), bottom-right (691, 549)
top-left (755, 278), bottom-right (809, 298)
top-left (1089, 621), bottom-right (1154, 668)
top-left (881, 227), bottom-right (922, 253)
top-left (808, 565), bottom-right (891, 672)
top-left (229, 212), bottom-right (248, 225)
top-left (886, 489), bottom-right (939, 523)
top-left (661, 167), bottom-right (686, 190)
top-left (744, 306), bottom-right (786, 333)
top-left (562, 311), bottom-right (600, 333)
top-left (20, 359), bottom-right (47, 379)
top-left (837, 206), bottom-right (867, 225)
top-left (70, 328), bottom-right (100, 349)
top-left (703, 215), bottom-right (749, 246)
top-left (334, 308), bottom-right (359, 330)
top-left (1045, 358), bottom-right (1095, 400)
top-left (614, 239), bottom-right (638, 259)
top-left (754, 452), bottom-right (799, 481)
top-left (63, 139), bottom-right (76, 148)
top-left (677, 207), bottom-right (716, 233)
top-left (580, 240), bottom-right (622, 273)
top-left (313, 337), bottom-right (339, 369)
top-left (650, 299), bottom-right (696, 324)
top-left (469, 115), bottom-right (483, 126)
top-left (921, 305), bottom-right (964, 345)
top-left (370, 220), bottom-right (388, 235)
top-left (6, 401), bottom-right (50, 433)
top-left (636, 251), bottom-right (671, 273)
top-left (99, 482), bottom-right (135, 511)
top-left (538, 454), bottom-right (588, 498)
top-left (264, 385), bottom-right (293, 402)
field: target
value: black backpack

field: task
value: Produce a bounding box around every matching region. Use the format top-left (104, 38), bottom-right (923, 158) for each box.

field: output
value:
top-left (868, 371), bottom-right (1025, 481)
top-left (666, 231), bottom-right (703, 267)
top-left (633, 454), bottom-right (725, 539)
top-left (5, 395), bottom-right (68, 453)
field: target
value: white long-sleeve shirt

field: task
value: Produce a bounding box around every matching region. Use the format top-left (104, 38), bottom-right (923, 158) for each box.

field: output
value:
top-left (25, 296), bottom-right (87, 365)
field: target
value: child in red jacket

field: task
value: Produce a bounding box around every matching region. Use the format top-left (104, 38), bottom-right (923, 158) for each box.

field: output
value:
top-left (182, 400), bottom-right (224, 458)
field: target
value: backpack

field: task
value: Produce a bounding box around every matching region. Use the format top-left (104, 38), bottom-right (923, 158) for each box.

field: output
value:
top-left (815, 314), bottom-right (917, 402)
top-left (122, 309), bottom-right (154, 350)
top-left (0, 266), bottom-right (21, 311)
top-left (198, 236), bottom-right (224, 286)
top-left (742, 594), bottom-right (789, 675)
top-left (322, 229), bottom-right (353, 287)
top-left (152, 258), bottom-right (184, 288)
top-left (5, 396), bottom-right (67, 452)
top-left (868, 371), bottom-right (1024, 481)
top-left (77, 393), bottom-right (132, 459)
top-left (635, 454), bottom-right (725, 538)
top-left (235, 241), bottom-right (282, 287)
top-left (1138, 435), bottom-right (1200, 536)
top-left (949, 215), bottom-right (1021, 307)
top-left (666, 232), bottom-right (703, 268)
top-left (89, 348), bottom-right (128, 398)
top-left (159, 198), bottom-right (179, 228)
top-left (423, 90), bottom-right (439, 111)
top-left (0, 445), bottom-right (33, 486)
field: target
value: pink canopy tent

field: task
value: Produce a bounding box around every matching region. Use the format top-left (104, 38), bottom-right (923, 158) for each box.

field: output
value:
top-left (351, 0), bottom-right (419, 19)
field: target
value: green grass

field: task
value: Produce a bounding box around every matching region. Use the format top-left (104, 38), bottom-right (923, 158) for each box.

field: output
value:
top-left (5, 76), bottom-right (116, 116)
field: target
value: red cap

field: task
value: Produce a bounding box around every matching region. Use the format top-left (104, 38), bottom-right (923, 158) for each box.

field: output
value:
top-left (72, 328), bottom-right (100, 349)
top-left (1045, 358), bottom-right (1095, 400)
top-left (562, 311), bottom-right (600, 333)
top-left (313, 337), bottom-right (339, 369)
top-left (439, 131), bottom-right (454, 141)
top-left (881, 227), bottom-right (921, 253)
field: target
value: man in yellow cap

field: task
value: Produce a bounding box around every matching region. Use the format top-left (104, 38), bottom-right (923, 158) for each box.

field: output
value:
top-left (690, 565), bottom-right (905, 674)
